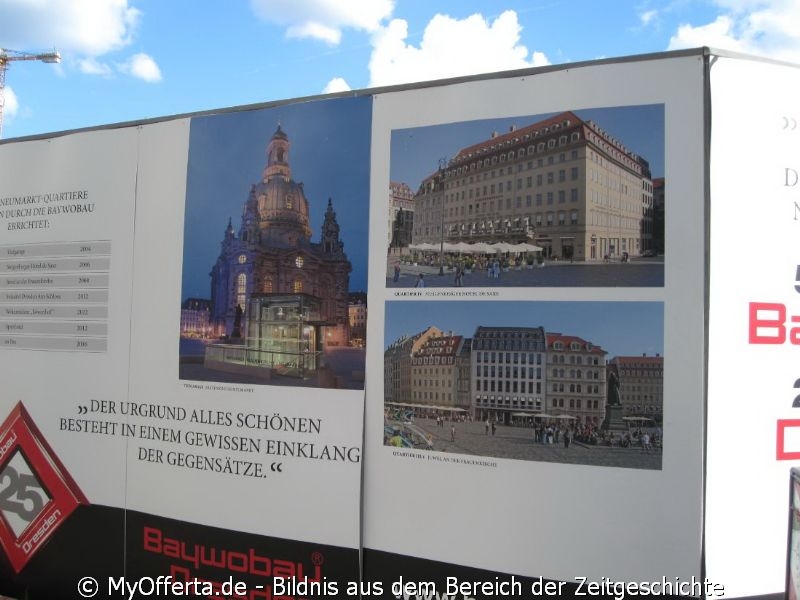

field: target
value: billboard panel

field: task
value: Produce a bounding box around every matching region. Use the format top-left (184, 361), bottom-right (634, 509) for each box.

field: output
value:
top-left (364, 52), bottom-right (706, 592)
top-left (707, 54), bottom-right (800, 598)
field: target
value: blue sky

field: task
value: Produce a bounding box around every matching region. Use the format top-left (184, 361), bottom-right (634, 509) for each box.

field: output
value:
top-left (1, 1), bottom-right (799, 140)
top-left (384, 301), bottom-right (664, 359)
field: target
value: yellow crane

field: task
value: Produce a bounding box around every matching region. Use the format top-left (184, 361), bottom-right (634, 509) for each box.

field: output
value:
top-left (0, 48), bottom-right (60, 138)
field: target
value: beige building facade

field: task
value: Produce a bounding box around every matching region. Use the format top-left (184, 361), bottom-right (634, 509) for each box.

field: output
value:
top-left (546, 333), bottom-right (608, 424)
top-left (384, 326), bottom-right (442, 404)
top-left (411, 111), bottom-right (654, 261)
top-left (410, 333), bottom-right (470, 410)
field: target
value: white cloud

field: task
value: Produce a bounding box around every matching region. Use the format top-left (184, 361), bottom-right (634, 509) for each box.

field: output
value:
top-left (368, 10), bottom-right (550, 88)
top-left (287, 22), bottom-right (342, 45)
top-left (122, 53), bottom-right (162, 83)
top-left (78, 57), bottom-right (113, 76)
top-left (639, 9), bottom-right (658, 26)
top-left (250, 0), bottom-right (394, 44)
top-left (2, 86), bottom-right (20, 121)
top-left (322, 77), bottom-right (352, 93)
top-left (669, 16), bottom-right (746, 52)
top-left (668, 0), bottom-right (800, 63)
top-left (0, 0), bottom-right (140, 56)
top-left (0, 0), bottom-right (164, 84)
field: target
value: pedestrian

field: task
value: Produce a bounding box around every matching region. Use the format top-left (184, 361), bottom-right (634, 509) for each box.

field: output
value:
top-left (393, 262), bottom-right (400, 282)
top-left (642, 432), bottom-right (651, 453)
top-left (485, 420), bottom-right (490, 435)
top-left (491, 421), bottom-right (496, 436)
top-left (389, 429), bottom-right (404, 447)
top-left (450, 425), bottom-right (456, 442)
top-left (564, 428), bottom-right (571, 448)
top-left (415, 273), bottom-right (425, 288)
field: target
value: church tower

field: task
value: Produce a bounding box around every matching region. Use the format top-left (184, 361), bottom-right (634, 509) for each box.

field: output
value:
top-left (263, 124), bottom-right (290, 182)
top-left (254, 125), bottom-right (312, 247)
top-left (320, 198), bottom-right (345, 258)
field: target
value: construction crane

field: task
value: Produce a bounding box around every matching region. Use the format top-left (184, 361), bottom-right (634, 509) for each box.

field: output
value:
top-left (0, 48), bottom-right (61, 138)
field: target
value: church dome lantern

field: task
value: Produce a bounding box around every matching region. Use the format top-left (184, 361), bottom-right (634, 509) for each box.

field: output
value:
top-left (254, 125), bottom-right (312, 245)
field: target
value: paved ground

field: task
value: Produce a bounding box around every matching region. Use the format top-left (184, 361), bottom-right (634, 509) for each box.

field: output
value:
top-left (386, 255), bottom-right (664, 288)
top-left (388, 417), bottom-right (662, 470)
top-left (179, 346), bottom-right (366, 390)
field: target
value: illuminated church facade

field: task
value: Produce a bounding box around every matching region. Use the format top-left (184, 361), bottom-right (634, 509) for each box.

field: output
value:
top-left (209, 125), bottom-right (352, 358)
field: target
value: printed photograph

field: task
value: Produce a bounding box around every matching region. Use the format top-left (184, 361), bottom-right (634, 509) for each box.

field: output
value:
top-left (384, 300), bottom-right (664, 470)
top-left (179, 97), bottom-right (371, 389)
top-left (387, 105), bottom-right (665, 289)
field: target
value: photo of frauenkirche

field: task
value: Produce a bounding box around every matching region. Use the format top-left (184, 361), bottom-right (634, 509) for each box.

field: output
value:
top-left (179, 99), bottom-right (370, 389)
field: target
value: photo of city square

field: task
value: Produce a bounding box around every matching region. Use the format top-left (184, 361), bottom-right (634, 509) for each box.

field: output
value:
top-left (387, 105), bottom-right (664, 289)
top-left (384, 301), bottom-right (664, 470)
top-left (179, 98), bottom-right (370, 389)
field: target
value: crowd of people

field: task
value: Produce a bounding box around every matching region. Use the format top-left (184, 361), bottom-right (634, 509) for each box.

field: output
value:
top-left (384, 408), bottom-right (661, 452)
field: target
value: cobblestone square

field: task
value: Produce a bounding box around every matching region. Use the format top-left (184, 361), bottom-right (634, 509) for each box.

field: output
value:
top-left (386, 417), bottom-right (662, 470)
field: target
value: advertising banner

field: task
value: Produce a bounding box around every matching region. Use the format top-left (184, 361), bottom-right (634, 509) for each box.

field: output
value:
top-left (363, 52), bottom-right (707, 595)
top-left (707, 54), bottom-right (800, 598)
top-left (0, 127), bottom-right (138, 596)
top-left (0, 96), bottom-right (371, 597)
top-left (124, 99), bottom-right (370, 595)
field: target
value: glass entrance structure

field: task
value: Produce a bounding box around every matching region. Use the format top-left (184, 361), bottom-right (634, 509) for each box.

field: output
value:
top-left (244, 293), bottom-right (323, 378)
top-left (205, 294), bottom-right (324, 379)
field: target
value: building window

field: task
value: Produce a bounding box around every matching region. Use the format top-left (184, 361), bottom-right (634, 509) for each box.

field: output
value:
top-left (236, 273), bottom-right (247, 308)
top-left (293, 279), bottom-right (303, 293)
